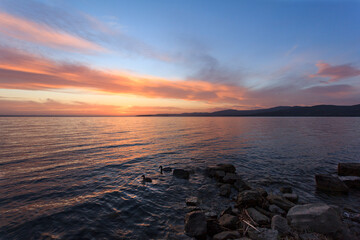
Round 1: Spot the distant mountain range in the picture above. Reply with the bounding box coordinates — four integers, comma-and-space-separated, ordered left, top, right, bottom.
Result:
138, 104, 360, 117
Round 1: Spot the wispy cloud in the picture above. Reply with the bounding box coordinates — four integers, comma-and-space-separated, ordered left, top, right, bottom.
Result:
310, 62, 360, 83
0, 12, 106, 53
0, 46, 246, 104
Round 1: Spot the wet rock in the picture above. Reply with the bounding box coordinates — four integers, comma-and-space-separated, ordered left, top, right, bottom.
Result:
341, 176, 360, 189
207, 219, 223, 237
206, 164, 236, 177
220, 206, 235, 216
217, 163, 236, 173
315, 174, 349, 193
269, 204, 285, 215
213, 230, 240, 240
267, 194, 295, 211
205, 211, 218, 219
246, 208, 270, 225
185, 206, 201, 213
218, 214, 238, 230
280, 186, 292, 193
234, 179, 251, 192
287, 203, 343, 234
255, 188, 268, 198
283, 193, 298, 203
219, 184, 232, 197
338, 163, 360, 177
215, 170, 226, 181
254, 206, 274, 218
222, 173, 241, 184
271, 215, 291, 236
237, 190, 262, 207
248, 227, 278, 240
173, 169, 190, 179
184, 211, 207, 237
299, 233, 327, 240
186, 196, 200, 206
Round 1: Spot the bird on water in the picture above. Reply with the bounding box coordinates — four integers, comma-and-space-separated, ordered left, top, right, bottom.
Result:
142, 175, 152, 182
159, 165, 172, 173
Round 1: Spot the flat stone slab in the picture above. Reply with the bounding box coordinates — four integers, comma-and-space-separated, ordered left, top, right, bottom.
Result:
338, 163, 360, 177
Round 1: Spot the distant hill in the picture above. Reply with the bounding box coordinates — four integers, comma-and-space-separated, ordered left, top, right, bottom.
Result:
138, 104, 360, 117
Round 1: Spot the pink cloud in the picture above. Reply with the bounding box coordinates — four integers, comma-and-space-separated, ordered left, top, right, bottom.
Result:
310, 62, 360, 83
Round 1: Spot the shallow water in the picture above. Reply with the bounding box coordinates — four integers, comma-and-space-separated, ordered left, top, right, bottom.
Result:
0, 117, 360, 239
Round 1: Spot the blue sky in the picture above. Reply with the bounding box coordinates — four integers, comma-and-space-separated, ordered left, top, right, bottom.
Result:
0, 0, 359, 115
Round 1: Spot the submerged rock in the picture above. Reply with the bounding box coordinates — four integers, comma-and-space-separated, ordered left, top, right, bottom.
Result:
287, 203, 342, 234
222, 173, 241, 184
185, 196, 200, 206
338, 163, 360, 177
234, 179, 251, 192
219, 184, 232, 197
271, 215, 291, 236
283, 193, 298, 203
218, 214, 238, 230
315, 174, 349, 193
280, 186, 292, 194
184, 211, 207, 237
213, 230, 240, 240
173, 169, 190, 179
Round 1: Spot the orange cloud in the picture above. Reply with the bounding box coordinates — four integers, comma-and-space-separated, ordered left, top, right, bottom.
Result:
0, 12, 105, 53
0, 47, 246, 104
310, 62, 360, 83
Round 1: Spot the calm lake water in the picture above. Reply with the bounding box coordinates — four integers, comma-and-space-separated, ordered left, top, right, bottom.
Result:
1, 117, 360, 239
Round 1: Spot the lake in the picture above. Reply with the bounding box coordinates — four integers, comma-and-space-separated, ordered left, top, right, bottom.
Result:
1, 117, 359, 239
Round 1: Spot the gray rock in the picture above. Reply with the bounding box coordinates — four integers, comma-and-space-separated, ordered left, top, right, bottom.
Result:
221, 206, 235, 216
338, 162, 360, 177
341, 176, 360, 189
269, 204, 285, 215
271, 215, 291, 236
254, 206, 275, 218
283, 193, 298, 203
237, 190, 263, 207
184, 211, 207, 237
173, 169, 190, 179
213, 230, 240, 240
315, 174, 349, 193
287, 203, 343, 234
246, 208, 270, 225
205, 211, 218, 219
280, 186, 292, 193
207, 219, 223, 237
219, 184, 232, 197
267, 194, 295, 211
185, 196, 199, 206
299, 233, 327, 240
248, 228, 278, 240
234, 179, 251, 192
218, 214, 238, 230
255, 188, 268, 198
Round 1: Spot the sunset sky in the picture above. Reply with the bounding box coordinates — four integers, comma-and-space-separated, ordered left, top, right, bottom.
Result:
0, 0, 359, 115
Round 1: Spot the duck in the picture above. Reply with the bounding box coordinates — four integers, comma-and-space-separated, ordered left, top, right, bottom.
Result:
159, 165, 172, 173
142, 175, 152, 182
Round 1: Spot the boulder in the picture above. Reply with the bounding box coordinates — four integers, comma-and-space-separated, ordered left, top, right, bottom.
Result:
185, 196, 199, 206
218, 214, 238, 230
248, 228, 278, 240
269, 204, 285, 215
205, 211, 218, 219
254, 206, 275, 218
283, 193, 298, 203
267, 194, 295, 211
215, 170, 226, 181
234, 179, 251, 192
207, 219, 223, 237
216, 163, 236, 173
287, 203, 343, 234
315, 174, 349, 193
213, 230, 240, 240
338, 163, 360, 177
280, 186, 292, 193
246, 208, 270, 225
206, 164, 236, 177
219, 184, 232, 197
341, 176, 360, 189
237, 190, 262, 207
271, 215, 291, 236
222, 173, 240, 184
173, 169, 190, 179
184, 211, 207, 237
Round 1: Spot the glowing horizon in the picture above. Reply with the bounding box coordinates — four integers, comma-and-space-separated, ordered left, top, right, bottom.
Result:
0, 0, 359, 115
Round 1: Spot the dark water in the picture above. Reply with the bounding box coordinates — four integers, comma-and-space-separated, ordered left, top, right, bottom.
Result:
1, 117, 360, 239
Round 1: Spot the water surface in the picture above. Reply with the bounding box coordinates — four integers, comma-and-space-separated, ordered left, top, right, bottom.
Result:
1, 117, 360, 239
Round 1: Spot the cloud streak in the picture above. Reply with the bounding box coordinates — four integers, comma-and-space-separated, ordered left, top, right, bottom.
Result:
0, 46, 246, 104
310, 62, 360, 83
0, 12, 105, 53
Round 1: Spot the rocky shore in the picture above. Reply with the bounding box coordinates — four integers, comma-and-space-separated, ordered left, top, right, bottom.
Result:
181, 163, 360, 240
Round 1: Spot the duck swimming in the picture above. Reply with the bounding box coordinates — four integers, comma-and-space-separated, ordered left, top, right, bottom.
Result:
159, 165, 172, 173
142, 175, 152, 182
